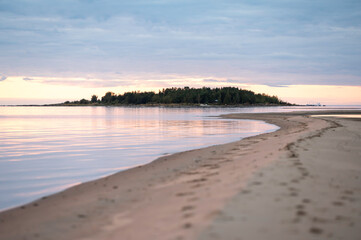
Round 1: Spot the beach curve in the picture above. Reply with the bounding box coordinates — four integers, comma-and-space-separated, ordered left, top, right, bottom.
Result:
0, 110, 360, 240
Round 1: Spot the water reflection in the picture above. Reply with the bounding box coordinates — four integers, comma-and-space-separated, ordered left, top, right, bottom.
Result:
0, 106, 290, 210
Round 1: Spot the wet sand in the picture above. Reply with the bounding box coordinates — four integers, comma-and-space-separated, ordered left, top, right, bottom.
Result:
0, 110, 360, 240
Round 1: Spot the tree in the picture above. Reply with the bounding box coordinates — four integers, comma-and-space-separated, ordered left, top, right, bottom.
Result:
79, 98, 89, 104
91, 95, 98, 103
223, 91, 231, 104
102, 92, 115, 104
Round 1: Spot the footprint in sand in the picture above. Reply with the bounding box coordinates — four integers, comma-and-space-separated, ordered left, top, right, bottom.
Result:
183, 213, 194, 219
296, 204, 307, 217
241, 189, 251, 194
290, 192, 298, 197
251, 181, 262, 186
332, 201, 344, 206
312, 217, 330, 224
187, 197, 198, 202
293, 161, 302, 166
190, 183, 203, 189
291, 179, 300, 183
182, 205, 195, 211
183, 222, 192, 229
182, 171, 201, 175
296, 209, 307, 217
201, 164, 220, 170
176, 192, 194, 197
340, 195, 355, 202
187, 178, 207, 184
344, 190, 353, 195
309, 227, 323, 235
204, 172, 219, 177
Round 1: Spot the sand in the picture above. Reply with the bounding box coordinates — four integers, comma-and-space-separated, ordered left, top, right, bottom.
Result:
0, 110, 360, 240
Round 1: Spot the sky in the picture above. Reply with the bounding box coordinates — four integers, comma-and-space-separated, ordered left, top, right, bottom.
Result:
0, 0, 361, 105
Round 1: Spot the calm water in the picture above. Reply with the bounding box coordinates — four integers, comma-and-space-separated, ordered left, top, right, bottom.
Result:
312, 114, 361, 118
0, 105, 357, 210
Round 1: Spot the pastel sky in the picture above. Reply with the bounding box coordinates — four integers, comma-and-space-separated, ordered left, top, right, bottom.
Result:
1, 0, 360, 105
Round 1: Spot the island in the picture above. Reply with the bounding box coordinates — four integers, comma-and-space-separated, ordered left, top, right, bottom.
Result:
57, 87, 292, 106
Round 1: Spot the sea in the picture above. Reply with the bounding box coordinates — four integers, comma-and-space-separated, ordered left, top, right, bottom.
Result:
0, 105, 359, 211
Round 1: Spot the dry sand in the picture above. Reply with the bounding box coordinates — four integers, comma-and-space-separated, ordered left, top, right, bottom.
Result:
0, 110, 360, 240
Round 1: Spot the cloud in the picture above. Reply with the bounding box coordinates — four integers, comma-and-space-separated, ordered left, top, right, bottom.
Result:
264, 83, 289, 88
23, 77, 33, 81
0, 75, 6, 81
0, 0, 360, 86
202, 79, 223, 83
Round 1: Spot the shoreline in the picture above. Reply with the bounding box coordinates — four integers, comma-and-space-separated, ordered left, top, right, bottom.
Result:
0, 110, 360, 239
2, 103, 294, 108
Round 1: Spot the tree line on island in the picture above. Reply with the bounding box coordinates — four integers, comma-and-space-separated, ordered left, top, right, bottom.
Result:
63, 87, 291, 106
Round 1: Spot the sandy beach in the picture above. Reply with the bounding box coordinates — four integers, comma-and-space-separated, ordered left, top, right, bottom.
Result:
0, 110, 360, 240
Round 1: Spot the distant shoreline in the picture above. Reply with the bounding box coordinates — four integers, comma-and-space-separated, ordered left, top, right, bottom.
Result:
2, 103, 296, 107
